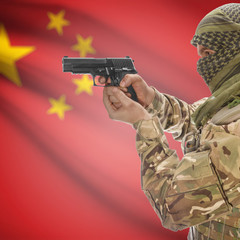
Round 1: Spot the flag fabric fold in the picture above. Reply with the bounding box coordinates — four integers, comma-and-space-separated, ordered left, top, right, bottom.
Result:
0, 0, 231, 239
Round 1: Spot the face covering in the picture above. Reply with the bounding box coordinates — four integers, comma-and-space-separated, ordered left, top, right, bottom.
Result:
196, 31, 240, 92
190, 3, 240, 127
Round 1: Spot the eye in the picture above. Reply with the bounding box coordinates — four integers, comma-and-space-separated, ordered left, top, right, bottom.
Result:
204, 49, 215, 56
197, 45, 216, 58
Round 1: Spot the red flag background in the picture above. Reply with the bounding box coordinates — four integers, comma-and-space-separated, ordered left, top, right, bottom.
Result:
0, 0, 235, 239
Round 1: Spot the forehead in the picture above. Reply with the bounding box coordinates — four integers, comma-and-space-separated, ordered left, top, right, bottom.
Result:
195, 9, 231, 36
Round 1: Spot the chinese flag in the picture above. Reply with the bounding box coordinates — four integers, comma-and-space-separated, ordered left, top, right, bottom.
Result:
0, 0, 231, 239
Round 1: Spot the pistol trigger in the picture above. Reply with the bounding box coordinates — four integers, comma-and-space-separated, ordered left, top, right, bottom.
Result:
109, 75, 115, 86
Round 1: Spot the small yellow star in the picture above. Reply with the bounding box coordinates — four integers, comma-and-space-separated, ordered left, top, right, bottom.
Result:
73, 75, 93, 95
72, 34, 96, 57
47, 95, 72, 120
47, 10, 70, 35
0, 23, 35, 86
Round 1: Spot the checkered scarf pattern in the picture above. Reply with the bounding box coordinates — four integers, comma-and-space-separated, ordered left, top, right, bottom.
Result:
191, 3, 240, 93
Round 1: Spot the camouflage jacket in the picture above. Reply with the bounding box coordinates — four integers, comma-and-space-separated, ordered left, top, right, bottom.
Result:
133, 89, 240, 240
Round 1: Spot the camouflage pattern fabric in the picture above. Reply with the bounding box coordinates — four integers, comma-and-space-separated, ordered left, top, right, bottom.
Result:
133, 88, 240, 239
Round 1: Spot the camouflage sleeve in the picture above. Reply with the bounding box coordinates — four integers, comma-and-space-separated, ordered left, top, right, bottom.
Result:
134, 117, 237, 231
146, 88, 206, 141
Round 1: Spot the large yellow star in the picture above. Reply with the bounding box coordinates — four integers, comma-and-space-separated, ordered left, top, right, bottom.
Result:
72, 34, 96, 57
0, 23, 35, 86
73, 75, 93, 95
47, 95, 72, 120
47, 10, 70, 35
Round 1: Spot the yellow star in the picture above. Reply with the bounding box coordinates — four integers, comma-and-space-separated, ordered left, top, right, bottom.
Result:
0, 23, 35, 86
72, 34, 96, 57
47, 10, 70, 35
47, 95, 72, 120
73, 75, 93, 95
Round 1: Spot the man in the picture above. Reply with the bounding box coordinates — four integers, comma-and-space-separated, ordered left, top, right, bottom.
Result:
101, 3, 240, 239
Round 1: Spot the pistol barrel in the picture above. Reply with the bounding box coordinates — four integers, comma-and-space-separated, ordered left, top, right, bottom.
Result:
62, 56, 108, 72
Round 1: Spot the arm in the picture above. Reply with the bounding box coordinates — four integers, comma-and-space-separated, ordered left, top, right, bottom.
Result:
146, 88, 207, 141
105, 73, 206, 141
102, 87, 239, 231
135, 116, 240, 231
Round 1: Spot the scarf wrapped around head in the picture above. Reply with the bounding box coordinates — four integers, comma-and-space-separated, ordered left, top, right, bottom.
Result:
191, 3, 240, 127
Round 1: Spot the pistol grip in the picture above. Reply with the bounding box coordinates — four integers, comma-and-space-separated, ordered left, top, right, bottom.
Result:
127, 85, 138, 102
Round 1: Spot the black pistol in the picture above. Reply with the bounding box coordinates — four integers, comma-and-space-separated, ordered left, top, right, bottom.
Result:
62, 56, 138, 102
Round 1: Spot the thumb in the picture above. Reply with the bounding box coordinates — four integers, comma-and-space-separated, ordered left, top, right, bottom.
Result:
120, 74, 138, 87
112, 87, 131, 106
